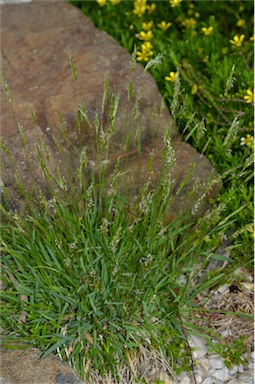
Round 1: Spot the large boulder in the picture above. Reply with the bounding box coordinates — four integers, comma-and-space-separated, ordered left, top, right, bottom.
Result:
0, 0, 221, 217
0, 347, 83, 384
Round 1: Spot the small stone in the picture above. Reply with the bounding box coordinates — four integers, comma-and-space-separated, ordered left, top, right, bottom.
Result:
221, 330, 230, 338
158, 372, 173, 384
208, 354, 225, 369
188, 335, 208, 359
217, 284, 229, 294
241, 282, 254, 291
238, 364, 244, 373
199, 358, 211, 373
212, 366, 230, 381
201, 378, 213, 384
195, 373, 203, 384
179, 376, 191, 384
229, 365, 238, 375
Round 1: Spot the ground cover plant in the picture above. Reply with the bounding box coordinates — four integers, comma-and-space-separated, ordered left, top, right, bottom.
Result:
1, 1, 254, 383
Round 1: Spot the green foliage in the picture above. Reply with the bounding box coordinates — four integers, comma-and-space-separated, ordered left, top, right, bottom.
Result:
70, 0, 254, 266
209, 336, 249, 369
0, 155, 230, 379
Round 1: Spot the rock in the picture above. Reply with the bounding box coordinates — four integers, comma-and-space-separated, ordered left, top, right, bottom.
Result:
179, 376, 191, 384
212, 366, 230, 381
227, 367, 255, 384
0, 0, 32, 3
0, 347, 83, 384
237, 364, 244, 373
208, 354, 225, 370
188, 335, 208, 359
0, 0, 221, 217
201, 378, 213, 384
230, 366, 239, 376
199, 358, 212, 374
158, 372, 174, 383
194, 374, 203, 384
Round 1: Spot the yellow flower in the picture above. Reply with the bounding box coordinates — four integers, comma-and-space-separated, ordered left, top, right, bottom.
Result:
141, 41, 153, 52
138, 30, 153, 41
246, 223, 254, 237
182, 18, 196, 28
236, 19, 245, 27
250, 35, 254, 41
191, 84, 198, 95
142, 21, 153, 31
240, 134, 254, 148
136, 42, 154, 62
169, 0, 182, 7
230, 34, 245, 47
243, 89, 254, 103
133, 0, 147, 17
165, 71, 178, 82
96, 0, 107, 6
157, 21, 172, 31
136, 50, 150, 62
147, 3, 156, 13
201, 26, 213, 36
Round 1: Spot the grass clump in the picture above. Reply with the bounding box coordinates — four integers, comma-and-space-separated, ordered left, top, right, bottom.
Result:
0, 162, 237, 382
1, 76, 247, 382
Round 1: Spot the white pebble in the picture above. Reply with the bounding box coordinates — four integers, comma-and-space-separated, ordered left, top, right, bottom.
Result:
188, 335, 208, 358
195, 373, 203, 384
179, 376, 191, 384
217, 284, 229, 294
212, 366, 230, 381
158, 372, 173, 384
229, 365, 238, 375
221, 330, 230, 338
202, 378, 213, 384
199, 358, 212, 373
208, 355, 225, 369
238, 364, 244, 373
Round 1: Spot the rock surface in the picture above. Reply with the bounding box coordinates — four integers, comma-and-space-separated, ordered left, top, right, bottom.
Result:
1, 0, 221, 216
0, 347, 83, 384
